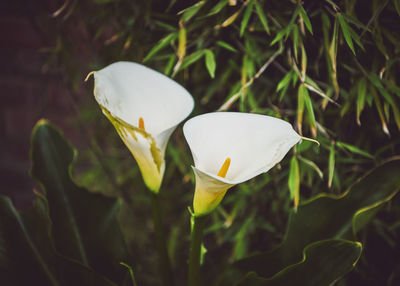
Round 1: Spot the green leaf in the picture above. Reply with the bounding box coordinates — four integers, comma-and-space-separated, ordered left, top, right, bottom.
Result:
341, 13, 370, 32
297, 84, 305, 134
302, 84, 316, 132
276, 70, 293, 92
299, 5, 313, 34
328, 142, 335, 188
368, 73, 400, 130
180, 49, 206, 70
394, 0, 400, 16
30, 120, 131, 285
338, 13, 356, 55
237, 240, 362, 286
288, 156, 300, 208
298, 156, 323, 179
143, 33, 177, 62
120, 262, 138, 286
0, 195, 118, 286
356, 78, 367, 125
204, 49, 216, 78
348, 24, 365, 50
206, 0, 229, 17
270, 28, 289, 46
179, 1, 206, 22
154, 20, 176, 32
270, 8, 299, 45
292, 25, 299, 61
219, 159, 400, 284
164, 54, 176, 76
240, 0, 254, 37
216, 40, 238, 53
336, 141, 374, 159
254, 0, 270, 34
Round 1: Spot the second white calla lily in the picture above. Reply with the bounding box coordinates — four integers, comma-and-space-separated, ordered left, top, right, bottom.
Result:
183, 112, 301, 216
91, 61, 194, 193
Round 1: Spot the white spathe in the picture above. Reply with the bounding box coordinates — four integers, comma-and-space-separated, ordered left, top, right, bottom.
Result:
183, 112, 301, 215
92, 61, 194, 193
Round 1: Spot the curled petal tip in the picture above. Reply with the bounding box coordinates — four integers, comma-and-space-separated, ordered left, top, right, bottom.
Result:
301, 136, 320, 147
85, 71, 95, 82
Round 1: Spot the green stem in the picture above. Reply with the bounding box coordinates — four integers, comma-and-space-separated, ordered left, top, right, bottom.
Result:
150, 192, 174, 286
188, 215, 207, 286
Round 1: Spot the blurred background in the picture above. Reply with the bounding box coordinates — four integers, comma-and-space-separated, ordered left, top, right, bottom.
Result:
1, 0, 400, 285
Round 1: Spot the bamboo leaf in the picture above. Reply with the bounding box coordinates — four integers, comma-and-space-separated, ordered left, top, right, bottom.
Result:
292, 25, 299, 61
328, 142, 335, 188
271, 7, 299, 45
341, 13, 371, 32
216, 40, 238, 53
276, 70, 293, 92
303, 86, 316, 133
221, 9, 242, 27
348, 25, 365, 50
144, 33, 177, 62
288, 156, 300, 209
164, 55, 176, 76
299, 5, 313, 34
206, 0, 229, 17
394, 0, 400, 16
177, 24, 187, 60
368, 73, 400, 130
179, 1, 206, 22
336, 141, 374, 159
298, 156, 323, 179
338, 13, 356, 55
356, 78, 367, 125
180, 49, 206, 70
301, 44, 307, 80
254, 0, 270, 34
370, 85, 390, 136
270, 28, 288, 46
204, 49, 216, 78
154, 20, 176, 31
240, 0, 254, 36
297, 84, 306, 135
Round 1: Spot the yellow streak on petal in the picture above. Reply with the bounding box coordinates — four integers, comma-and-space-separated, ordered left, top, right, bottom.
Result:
138, 117, 145, 130
217, 157, 231, 178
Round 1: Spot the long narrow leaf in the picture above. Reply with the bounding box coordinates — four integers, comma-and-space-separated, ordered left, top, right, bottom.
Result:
336, 141, 374, 159
338, 13, 355, 55
240, 0, 254, 36
288, 156, 300, 209
144, 33, 177, 62
204, 49, 216, 78
254, 0, 270, 34
328, 142, 335, 188
299, 5, 313, 34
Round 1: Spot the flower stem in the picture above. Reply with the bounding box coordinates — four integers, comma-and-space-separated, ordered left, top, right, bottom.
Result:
150, 192, 174, 286
188, 215, 207, 286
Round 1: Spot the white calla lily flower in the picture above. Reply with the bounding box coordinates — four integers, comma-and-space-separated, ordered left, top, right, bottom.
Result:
183, 112, 301, 216
91, 61, 194, 193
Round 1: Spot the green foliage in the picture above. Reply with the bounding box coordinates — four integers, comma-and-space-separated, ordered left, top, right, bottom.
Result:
0, 196, 118, 286
30, 120, 131, 285
237, 240, 362, 286
0, 121, 133, 286
217, 159, 400, 285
